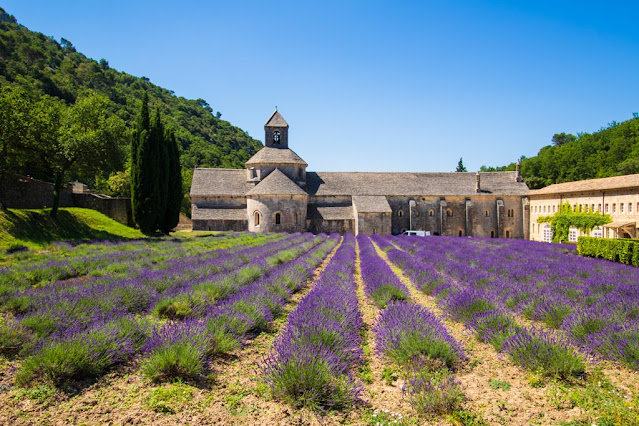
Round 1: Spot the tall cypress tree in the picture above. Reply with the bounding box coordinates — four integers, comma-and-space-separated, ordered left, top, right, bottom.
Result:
153, 108, 168, 232
160, 128, 183, 233
131, 93, 149, 225
135, 106, 162, 233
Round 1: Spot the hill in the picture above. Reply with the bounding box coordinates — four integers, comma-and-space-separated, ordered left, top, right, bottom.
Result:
0, 208, 145, 251
0, 7, 262, 210
481, 116, 639, 189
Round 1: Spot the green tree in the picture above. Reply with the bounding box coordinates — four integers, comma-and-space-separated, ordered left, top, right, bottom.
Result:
537, 203, 611, 243
160, 128, 183, 233
30, 94, 127, 217
0, 86, 32, 209
455, 157, 467, 172
131, 93, 149, 225
551, 132, 577, 146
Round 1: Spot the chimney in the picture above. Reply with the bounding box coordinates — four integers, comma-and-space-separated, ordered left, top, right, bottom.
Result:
515, 160, 523, 182
475, 172, 481, 193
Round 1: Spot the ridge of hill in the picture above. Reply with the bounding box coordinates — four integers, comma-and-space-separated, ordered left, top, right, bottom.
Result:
0, 7, 262, 205
481, 116, 639, 189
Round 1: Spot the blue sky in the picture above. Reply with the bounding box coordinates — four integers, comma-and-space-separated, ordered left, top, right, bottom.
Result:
4, 1, 639, 172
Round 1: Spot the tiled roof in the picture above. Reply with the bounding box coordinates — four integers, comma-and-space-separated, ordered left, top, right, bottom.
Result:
265, 110, 288, 127
307, 205, 354, 220
530, 174, 639, 196
190, 169, 251, 197
352, 196, 392, 213
245, 147, 307, 166
246, 169, 308, 196
191, 205, 247, 221
305, 171, 529, 196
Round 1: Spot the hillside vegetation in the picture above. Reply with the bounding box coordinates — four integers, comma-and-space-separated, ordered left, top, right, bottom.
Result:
0, 208, 144, 251
0, 7, 262, 206
481, 116, 639, 189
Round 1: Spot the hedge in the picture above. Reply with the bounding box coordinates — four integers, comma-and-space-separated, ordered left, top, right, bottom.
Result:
577, 236, 639, 267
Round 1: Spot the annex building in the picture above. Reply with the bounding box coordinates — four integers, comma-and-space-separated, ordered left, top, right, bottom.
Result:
190, 111, 531, 236
530, 174, 639, 242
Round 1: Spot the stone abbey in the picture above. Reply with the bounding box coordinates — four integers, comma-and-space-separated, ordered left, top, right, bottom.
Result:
191, 111, 531, 237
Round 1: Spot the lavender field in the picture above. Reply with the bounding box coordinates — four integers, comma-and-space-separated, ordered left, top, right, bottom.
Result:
0, 232, 638, 425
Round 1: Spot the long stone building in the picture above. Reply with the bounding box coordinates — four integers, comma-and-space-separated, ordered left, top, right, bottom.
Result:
529, 174, 639, 242
191, 111, 531, 236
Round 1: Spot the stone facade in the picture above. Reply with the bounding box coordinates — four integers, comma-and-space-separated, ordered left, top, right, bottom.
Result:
191, 111, 531, 237
529, 175, 639, 242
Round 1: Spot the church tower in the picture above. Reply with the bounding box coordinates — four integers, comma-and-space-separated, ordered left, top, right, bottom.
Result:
264, 110, 289, 148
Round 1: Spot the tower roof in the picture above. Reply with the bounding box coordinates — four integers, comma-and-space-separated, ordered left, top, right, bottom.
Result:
246, 168, 307, 196
265, 110, 288, 127
245, 147, 307, 166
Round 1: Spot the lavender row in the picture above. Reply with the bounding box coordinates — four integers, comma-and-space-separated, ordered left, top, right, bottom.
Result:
261, 234, 364, 410
359, 234, 466, 417
357, 234, 409, 308
0, 233, 316, 357
385, 236, 586, 377
394, 235, 639, 369
14, 235, 339, 386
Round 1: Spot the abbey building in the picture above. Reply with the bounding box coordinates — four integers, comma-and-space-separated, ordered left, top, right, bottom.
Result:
190, 111, 531, 237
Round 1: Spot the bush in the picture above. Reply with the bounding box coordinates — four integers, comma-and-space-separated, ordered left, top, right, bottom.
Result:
406, 370, 465, 417
578, 236, 639, 267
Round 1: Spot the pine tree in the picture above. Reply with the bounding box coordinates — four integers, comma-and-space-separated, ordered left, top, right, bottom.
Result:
160, 128, 183, 233
456, 157, 467, 172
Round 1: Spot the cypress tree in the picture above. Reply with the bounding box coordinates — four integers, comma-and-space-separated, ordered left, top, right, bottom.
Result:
160, 128, 183, 233
135, 107, 162, 233
131, 93, 149, 225
153, 108, 169, 232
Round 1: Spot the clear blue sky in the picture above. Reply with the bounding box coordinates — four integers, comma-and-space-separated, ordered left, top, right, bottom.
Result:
4, 1, 639, 172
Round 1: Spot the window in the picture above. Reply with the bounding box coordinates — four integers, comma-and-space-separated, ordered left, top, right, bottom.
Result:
506, 230, 511, 238
579, 204, 582, 212
254, 211, 261, 226
446, 208, 453, 217
398, 210, 403, 217
593, 226, 603, 238
598, 203, 601, 212
543, 224, 553, 243
275, 213, 281, 225
372, 227, 377, 234
296, 211, 301, 225
508, 209, 514, 218
543, 206, 546, 213
591, 204, 595, 212
429, 209, 434, 217
273, 131, 280, 144
249, 167, 256, 179
569, 227, 578, 242
458, 230, 463, 237
485, 210, 490, 217
552, 205, 556, 213
605, 204, 609, 213
621, 203, 625, 213
490, 230, 495, 238
612, 203, 616, 213
630, 203, 633, 213
574, 204, 577, 212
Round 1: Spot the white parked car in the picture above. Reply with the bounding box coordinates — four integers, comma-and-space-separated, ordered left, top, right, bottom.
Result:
401, 230, 430, 236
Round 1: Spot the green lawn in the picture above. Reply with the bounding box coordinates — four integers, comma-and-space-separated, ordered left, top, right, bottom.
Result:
0, 208, 145, 251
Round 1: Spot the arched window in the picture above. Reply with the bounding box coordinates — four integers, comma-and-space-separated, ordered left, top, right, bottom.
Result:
429, 209, 434, 217
543, 224, 553, 243
490, 230, 495, 238
254, 211, 261, 226
569, 226, 578, 242
446, 208, 453, 217
275, 212, 281, 225
506, 230, 511, 238
458, 230, 463, 237
485, 210, 490, 217
296, 211, 301, 225
398, 210, 403, 217
372, 227, 377, 234
273, 131, 280, 144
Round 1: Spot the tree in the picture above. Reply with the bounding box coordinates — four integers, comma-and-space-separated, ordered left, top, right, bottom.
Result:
551, 132, 577, 146
131, 93, 149, 225
0, 86, 32, 209
455, 157, 467, 172
537, 203, 611, 243
159, 128, 183, 233
28, 93, 127, 217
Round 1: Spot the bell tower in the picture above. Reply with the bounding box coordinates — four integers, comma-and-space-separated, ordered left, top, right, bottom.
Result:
264, 110, 289, 148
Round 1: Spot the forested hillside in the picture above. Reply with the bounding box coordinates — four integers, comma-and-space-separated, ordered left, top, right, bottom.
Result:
481, 116, 639, 189
0, 7, 262, 207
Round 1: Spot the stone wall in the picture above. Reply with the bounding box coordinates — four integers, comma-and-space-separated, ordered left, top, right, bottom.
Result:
192, 219, 247, 232
307, 219, 354, 234
72, 193, 133, 226
3, 175, 74, 209
247, 194, 307, 233
356, 212, 391, 235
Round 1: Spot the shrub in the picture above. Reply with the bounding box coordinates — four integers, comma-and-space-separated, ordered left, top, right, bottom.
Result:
0, 317, 33, 357
406, 370, 465, 417
471, 310, 521, 351
502, 329, 585, 378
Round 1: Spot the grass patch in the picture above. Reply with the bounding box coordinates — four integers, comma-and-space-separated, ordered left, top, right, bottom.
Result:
0, 208, 144, 251
146, 381, 194, 414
